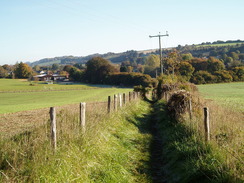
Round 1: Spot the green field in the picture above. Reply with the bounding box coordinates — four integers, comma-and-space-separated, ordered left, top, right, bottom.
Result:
0, 79, 98, 92
196, 42, 243, 47
197, 82, 244, 111
0, 79, 132, 114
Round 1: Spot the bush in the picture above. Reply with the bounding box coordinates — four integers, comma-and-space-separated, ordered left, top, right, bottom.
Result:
105, 72, 155, 87
229, 66, 244, 81
191, 71, 217, 84
214, 70, 233, 83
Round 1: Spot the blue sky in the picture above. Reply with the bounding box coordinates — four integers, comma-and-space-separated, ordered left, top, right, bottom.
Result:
0, 0, 243, 65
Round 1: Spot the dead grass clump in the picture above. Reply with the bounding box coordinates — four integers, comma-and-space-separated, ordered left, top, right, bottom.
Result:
167, 90, 191, 121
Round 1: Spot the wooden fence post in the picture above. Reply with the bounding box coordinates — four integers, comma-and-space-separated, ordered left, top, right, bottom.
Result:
133, 92, 135, 100
80, 103, 86, 130
188, 98, 192, 120
108, 96, 111, 113
165, 92, 168, 102
123, 93, 126, 105
204, 107, 210, 142
114, 94, 118, 111
119, 94, 122, 108
129, 92, 132, 102
50, 107, 57, 150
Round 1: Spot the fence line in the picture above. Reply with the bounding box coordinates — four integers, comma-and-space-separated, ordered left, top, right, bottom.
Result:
46, 91, 140, 150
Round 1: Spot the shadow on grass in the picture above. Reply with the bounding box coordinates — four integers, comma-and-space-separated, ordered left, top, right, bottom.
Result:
126, 102, 167, 183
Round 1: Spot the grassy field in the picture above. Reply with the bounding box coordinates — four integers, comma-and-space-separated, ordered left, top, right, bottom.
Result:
196, 42, 244, 47
0, 79, 132, 114
0, 79, 98, 92
197, 82, 244, 111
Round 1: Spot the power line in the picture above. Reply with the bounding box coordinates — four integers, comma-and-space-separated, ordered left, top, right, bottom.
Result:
149, 31, 169, 75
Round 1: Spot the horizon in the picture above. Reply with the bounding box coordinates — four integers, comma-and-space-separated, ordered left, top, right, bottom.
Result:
1, 0, 244, 65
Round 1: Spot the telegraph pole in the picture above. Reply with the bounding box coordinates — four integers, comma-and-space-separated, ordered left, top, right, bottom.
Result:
149, 31, 169, 75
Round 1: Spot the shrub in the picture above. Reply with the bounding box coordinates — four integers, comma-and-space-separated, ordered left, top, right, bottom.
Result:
105, 72, 155, 87
214, 70, 233, 83
191, 71, 217, 84
229, 66, 244, 81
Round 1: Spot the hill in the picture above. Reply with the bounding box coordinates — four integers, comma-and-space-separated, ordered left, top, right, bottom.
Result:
28, 40, 244, 66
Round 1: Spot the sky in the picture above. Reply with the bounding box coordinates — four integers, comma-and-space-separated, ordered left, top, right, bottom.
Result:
0, 0, 244, 65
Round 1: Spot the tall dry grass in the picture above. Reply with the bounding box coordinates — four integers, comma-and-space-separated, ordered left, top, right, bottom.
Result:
182, 92, 244, 180
0, 93, 152, 182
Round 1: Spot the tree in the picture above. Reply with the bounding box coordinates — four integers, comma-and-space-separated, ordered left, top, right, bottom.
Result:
207, 57, 225, 73
182, 53, 193, 61
63, 65, 73, 73
145, 54, 160, 67
33, 65, 40, 72
84, 57, 116, 84
164, 51, 181, 76
230, 52, 239, 61
178, 61, 195, 81
0, 66, 8, 78
14, 62, 33, 78
191, 71, 216, 84
214, 70, 233, 82
51, 63, 59, 71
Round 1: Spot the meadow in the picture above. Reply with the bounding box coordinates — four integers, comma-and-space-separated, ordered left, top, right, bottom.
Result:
196, 42, 243, 47
197, 82, 244, 111
0, 79, 132, 114
0, 79, 97, 92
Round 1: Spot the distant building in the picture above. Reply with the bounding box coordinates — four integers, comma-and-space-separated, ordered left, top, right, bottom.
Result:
33, 74, 68, 81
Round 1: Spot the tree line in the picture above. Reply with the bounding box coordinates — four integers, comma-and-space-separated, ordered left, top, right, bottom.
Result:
1, 40, 243, 86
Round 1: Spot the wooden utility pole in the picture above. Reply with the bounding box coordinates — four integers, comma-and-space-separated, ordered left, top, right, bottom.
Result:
149, 31, 169, 75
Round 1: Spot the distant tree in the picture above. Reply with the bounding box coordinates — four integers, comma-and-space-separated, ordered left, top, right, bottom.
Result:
120, 65, 127, 72
177, 61, 195, 81
127, 66, 133, 73
33, 65, 41, 72
164, 51, 181, 76
182, 53, 193, 61
14, 62, 33, 78
0, 66, 8, 78
209, 50, 218, 56
145, 54, 160, 67
51, 63, 59, 70
84, 57, 116, 84
191, 71, 216, 84
63, 65, 73, 73
230, 66, 244, 81
214, 70, 233, 82
225, 57, 234, 65
230, 52, 239, 61
69, 67, 83, 81
2, 64, 13, 71
137, 64, 144, 73
207, 57, 225, 73
190, 58, 208, 72
144, 65, 157, 78
74, 63, 85, 70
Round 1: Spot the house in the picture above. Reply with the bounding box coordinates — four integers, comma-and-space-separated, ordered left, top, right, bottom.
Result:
33, 74, 68, 82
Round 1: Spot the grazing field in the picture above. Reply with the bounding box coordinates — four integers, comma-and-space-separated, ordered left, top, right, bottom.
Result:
0, 79, 132, 114
0, 79, 97, 92
196, 42, 244, 47
197, 82, 244, 111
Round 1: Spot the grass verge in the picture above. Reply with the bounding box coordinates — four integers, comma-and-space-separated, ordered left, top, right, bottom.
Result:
153, 100, 243, 183
0, 101, 152, 182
